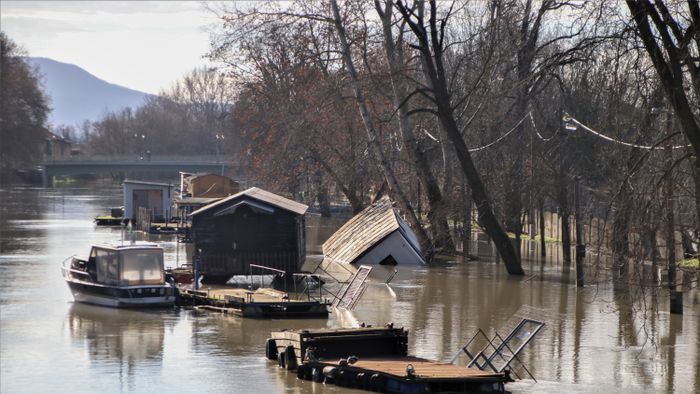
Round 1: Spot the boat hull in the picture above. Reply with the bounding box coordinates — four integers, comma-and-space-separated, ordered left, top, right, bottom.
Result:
66, 280, 174, 308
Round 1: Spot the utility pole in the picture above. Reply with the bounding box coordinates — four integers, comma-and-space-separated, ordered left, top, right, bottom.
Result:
574, 176, 585, 287
664, 110, 682, 314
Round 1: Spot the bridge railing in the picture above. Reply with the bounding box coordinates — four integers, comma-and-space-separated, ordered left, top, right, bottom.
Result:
42, 155, 232, 164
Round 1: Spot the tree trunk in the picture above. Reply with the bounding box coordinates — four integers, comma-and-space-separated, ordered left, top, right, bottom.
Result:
539, 197, 546, 258
316, 185, 332, 218
463, 181, 472, 257
611, 187, 631, 275
435, 96, 523, 273
558, 177, 572, 263
695, 158, 700, 250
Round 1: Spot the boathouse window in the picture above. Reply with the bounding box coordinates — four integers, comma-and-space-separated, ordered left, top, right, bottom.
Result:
119, 249, 164, 285
95, 248, 119, 285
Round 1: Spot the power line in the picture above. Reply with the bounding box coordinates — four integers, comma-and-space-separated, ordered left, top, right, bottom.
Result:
468, 114, 527, 152
564, 113, 691, 150
528, 111, 556, 142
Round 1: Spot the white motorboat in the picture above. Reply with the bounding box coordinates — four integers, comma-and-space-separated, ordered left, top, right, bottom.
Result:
61, 242, 175, 308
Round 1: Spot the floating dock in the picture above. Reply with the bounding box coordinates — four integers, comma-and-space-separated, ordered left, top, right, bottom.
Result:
266, 327, 510, 393
178, 287, 329, 318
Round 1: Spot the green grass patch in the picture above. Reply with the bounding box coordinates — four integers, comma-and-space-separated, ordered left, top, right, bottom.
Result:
504, 232, 560, 244
534, 234, 561, 244
678, 258, 699, 269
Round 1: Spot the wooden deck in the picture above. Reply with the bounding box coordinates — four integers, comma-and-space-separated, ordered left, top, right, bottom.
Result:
177, 286, 329, 318
320, 356, 503, 380
207, 287, 290, 303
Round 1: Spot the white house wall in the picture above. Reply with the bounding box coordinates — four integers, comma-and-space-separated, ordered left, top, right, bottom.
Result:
355, 231, 425, 266
397, 216, 422, 253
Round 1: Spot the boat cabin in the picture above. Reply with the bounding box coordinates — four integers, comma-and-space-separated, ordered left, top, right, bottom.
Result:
81, 243, 165, 286
189, 187, 308, 283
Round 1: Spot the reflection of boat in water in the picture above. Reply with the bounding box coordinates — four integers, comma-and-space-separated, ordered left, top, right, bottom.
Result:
61, 242, 175, 307
66, 303, 165, 365
166, 263, 193, 284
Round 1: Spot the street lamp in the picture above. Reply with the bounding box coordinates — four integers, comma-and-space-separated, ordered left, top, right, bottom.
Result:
561, 114, 578, 133
133, 133, 146, 158
215, 134, 225, 162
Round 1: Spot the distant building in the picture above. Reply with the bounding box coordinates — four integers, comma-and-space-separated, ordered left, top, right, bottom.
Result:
42, 130, 74, 160
322, 196, 426, 267
189, 187, 308, 284
175, 173, 240, 219
184, 173, 240, 198
123, 180, 174, 221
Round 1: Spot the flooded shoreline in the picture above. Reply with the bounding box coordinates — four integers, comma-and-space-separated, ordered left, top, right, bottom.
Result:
1, 183, 698, 393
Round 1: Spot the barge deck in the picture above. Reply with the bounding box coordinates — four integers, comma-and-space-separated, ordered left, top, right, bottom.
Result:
266, 327, 510, 393
178, 287, 330, 318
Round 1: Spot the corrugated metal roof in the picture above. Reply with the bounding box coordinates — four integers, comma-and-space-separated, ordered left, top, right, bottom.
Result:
189, 187, 308, 216
321, 196, 400, 265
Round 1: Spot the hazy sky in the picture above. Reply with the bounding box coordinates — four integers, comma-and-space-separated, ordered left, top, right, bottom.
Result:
1, 1, 219, 94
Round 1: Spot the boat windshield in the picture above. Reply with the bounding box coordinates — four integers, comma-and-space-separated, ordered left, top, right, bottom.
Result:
119, 249, 164, 285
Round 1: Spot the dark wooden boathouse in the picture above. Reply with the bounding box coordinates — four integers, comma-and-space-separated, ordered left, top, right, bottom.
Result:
189, 187, 308, 284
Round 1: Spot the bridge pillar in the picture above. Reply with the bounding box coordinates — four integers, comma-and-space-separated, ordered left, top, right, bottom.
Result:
41, 166, 52, 188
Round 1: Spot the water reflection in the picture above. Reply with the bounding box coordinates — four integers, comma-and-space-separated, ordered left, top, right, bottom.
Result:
66, 304, 165, 372
352, 262, 699, 392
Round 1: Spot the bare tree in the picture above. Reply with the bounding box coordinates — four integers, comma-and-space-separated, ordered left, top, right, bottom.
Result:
393, 0, 524, 275
375, 0, 454, 252
625, 0, 700, 245
330, 0, 433, 251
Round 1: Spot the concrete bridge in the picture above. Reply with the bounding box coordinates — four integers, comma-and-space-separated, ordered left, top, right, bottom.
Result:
41, 155, 239, 187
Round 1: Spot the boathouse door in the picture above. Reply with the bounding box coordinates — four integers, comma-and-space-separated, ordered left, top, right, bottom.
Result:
133, 189, 163, 217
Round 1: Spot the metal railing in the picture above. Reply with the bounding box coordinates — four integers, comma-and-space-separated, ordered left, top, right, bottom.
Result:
450, 318, 545, 381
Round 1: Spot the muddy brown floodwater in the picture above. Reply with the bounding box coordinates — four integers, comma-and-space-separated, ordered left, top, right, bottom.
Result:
1, 183, 698, 393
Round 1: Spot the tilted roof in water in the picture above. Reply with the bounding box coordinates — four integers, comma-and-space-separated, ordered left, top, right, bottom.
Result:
322, 196, 422, 265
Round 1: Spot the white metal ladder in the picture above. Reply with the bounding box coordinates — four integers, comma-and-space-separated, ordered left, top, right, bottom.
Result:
333, 265, 372, 310
451, 318, 545, 381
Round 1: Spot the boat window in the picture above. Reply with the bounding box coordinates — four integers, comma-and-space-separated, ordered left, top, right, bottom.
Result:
95, 248, 119, 285
119, 249, 164, 285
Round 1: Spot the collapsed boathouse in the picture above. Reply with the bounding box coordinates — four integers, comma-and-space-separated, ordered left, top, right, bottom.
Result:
189, 187, 308, 284
322, 196, 426, 268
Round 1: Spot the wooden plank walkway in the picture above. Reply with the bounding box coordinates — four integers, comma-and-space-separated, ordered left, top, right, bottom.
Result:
321, 356, 502, 380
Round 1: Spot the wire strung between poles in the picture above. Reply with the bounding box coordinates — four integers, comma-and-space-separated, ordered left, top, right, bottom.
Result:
563, 113, 691, 150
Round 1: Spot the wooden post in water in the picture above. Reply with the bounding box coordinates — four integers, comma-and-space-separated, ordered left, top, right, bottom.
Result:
574, 177, 585, 287
539, 199, 546, 258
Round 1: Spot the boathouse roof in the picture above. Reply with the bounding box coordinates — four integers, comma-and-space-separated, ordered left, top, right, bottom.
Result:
174, 197, 221, 206
189, 187, 308, 217
94, 242, 161, 250
123, 179, 173, 188
322, 196, 424, 265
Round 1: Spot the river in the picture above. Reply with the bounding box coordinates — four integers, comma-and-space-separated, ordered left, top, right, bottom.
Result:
0, 183, 698, 393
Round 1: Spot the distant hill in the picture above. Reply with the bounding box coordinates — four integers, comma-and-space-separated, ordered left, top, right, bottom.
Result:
25, 57, 151, 127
